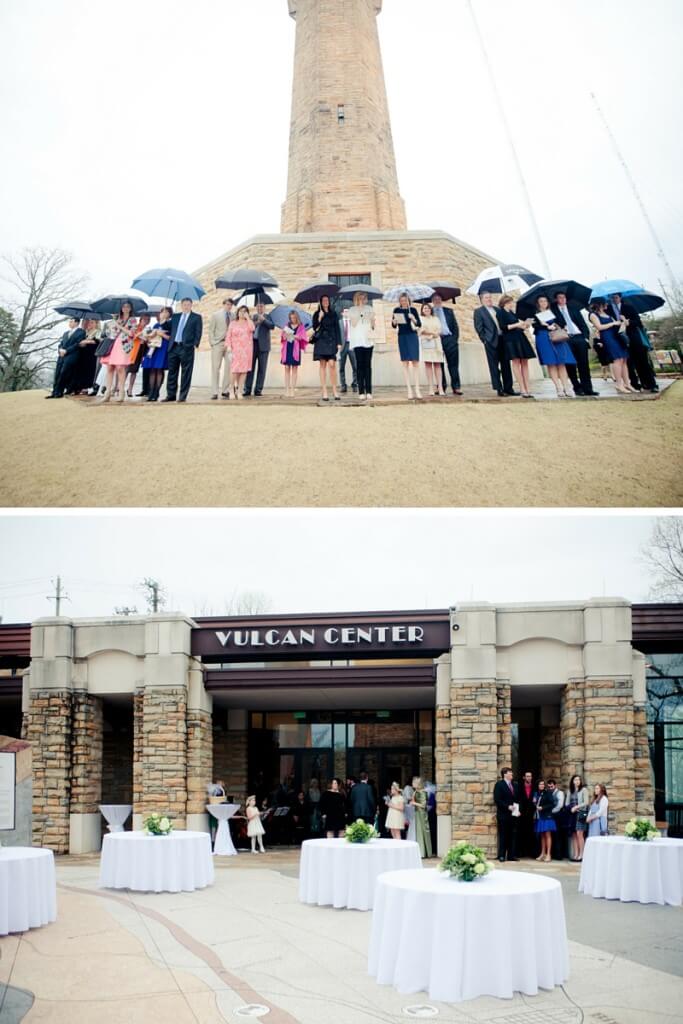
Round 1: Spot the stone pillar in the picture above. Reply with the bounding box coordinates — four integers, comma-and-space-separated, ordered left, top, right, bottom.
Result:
434, 655, 451, 857
69, 691, 103, 853
186, 662, 213, 833
561, 679, 585, 781
632, 650, 655, 819
212, 710, 249, 805
496, 684, 512, 770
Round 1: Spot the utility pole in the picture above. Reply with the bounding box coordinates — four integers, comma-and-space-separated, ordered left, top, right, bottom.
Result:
47, 575, 69, 616
140, 577, 165, 614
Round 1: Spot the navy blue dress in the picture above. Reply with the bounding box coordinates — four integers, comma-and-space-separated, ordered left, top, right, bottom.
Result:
393, 307, 421, 361
142, 321, 170, 370
596, 313, 628, 362
533, 316, 577, 367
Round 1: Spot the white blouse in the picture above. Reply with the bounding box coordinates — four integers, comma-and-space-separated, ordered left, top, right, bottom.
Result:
348, 305, 374, 349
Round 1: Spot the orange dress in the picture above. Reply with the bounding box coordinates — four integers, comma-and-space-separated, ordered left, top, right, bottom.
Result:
226, 319, 255, 374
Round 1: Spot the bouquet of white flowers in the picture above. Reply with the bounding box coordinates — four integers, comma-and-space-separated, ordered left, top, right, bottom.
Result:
345, 819, 379, 844
439, 840, 494, 882
143, 813, 172, 836
624, 818, 658, 842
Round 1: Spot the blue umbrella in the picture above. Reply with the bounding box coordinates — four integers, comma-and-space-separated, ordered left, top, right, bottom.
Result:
269, 305, 313, 329
132, 267, 206, 302
590, 279, 664, 313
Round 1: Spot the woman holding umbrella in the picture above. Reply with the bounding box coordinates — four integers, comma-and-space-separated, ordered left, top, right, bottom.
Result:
311, 295, 342, 401
531, 296, 576, 398
588, 300, 633, 394
391, 293, 422, 400
226, 306, 256, 401
98, 301, 138, 403
280, 310, 309, 397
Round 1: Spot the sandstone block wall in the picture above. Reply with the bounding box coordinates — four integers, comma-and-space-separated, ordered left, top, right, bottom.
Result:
23, 690, 72, 852
135, 687, 188, 827
187, 708, 213, 818
70, 692, 103, 815
213, 728, 248, 805
449, 681, 498, 855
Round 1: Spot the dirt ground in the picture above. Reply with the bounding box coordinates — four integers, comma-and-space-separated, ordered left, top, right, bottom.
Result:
1, 384, 681, 507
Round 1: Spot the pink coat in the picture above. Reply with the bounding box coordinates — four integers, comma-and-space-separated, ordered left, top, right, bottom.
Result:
280, 323, 309, 364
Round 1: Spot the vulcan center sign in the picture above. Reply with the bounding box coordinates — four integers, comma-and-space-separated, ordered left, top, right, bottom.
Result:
215, 624, 426, 649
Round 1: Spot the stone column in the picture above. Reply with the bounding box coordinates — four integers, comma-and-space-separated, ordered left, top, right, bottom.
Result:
632, 650, 655, 819
69, 691, 103, 853
496, 684, 512, 770
560, 679, 585, 781
434, 655, 451, 857
186, 661, 213, 833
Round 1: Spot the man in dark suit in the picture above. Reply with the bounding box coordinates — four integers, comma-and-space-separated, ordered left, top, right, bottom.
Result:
348, 771, 377, 824
433, 294, 463, 395
493, 767, 520, 862
518, 770, 536, 858
609, 292, 658, 392
46, 318, 86, 398
244, 303, 275, 397
164, 297, 203, 402
551, 291, 598, 397
473, 293, 514, 396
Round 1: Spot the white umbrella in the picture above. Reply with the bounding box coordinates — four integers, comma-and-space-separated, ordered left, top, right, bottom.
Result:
382, 283, 434, 303
466, 264, 543, 296
232, 288, 287, 307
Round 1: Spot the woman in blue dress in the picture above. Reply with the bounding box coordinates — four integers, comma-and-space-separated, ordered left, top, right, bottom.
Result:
141, 305, 172, 402
588, 301, 633, 394
532, 296, 576, 398
534, 780, 556, 862
391, 292, 422, 400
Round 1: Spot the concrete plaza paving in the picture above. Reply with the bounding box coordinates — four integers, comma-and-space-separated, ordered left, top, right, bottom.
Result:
1, 851, 681, 1024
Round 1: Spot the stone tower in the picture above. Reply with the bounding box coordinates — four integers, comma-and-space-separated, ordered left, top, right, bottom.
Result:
281, 0, 407, 233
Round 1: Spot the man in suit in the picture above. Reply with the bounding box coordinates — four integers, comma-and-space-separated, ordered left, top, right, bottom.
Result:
244, 303, 275, 397
209, 298, 234, 399
163, 297, 203, 402
433, 294, 463, 395
348, 771, 377, 825
493, 767, 520, 862
518, 770, 536, 858
609, 292, 658, 392
46, 318, 86, 398
473, 293, 515, 396
551, 291, 598, 397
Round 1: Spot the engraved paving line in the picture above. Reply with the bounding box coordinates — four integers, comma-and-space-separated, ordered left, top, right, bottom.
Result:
58, 883, 301, 1024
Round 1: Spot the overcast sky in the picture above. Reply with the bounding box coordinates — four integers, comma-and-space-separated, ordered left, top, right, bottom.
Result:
1, 0, 681, 302
0, 512, 669, 623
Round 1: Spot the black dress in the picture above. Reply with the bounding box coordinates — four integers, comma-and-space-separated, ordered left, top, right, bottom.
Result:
312, 309, 342, 361
499, 308, 536, 360
320, 789, 346, 832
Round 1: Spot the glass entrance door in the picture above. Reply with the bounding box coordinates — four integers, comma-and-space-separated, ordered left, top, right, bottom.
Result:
347, 748, 418, 796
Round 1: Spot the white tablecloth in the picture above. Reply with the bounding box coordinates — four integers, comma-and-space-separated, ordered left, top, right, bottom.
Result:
99, 804, 132, 832
99, 831, 214, 892
207, 803, 240, 856
299, 838, 423, 910
579, 835, 683, 906
0, 847, 57, 935
369, 868, 569, 1002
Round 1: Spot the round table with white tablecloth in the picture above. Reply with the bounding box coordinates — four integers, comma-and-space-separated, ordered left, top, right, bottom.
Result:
99, 831, 214, 893
206, 803, 240, 856
0, 847, 57, 935
299, 838, 423, 911
369, 868, 569, 1003
99, 804, 132, 833
579, 835, 683, 906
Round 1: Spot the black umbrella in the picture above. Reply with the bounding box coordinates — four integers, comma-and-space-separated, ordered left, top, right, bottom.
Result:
53, 301, 107, 321
617, 290, 665, 314
516, 278, 592, 318
91, 294, 149, 316
294, 281, 340, 304
215, 268, 279, 291
428, 282, 462, 302
337, 284, 384, 300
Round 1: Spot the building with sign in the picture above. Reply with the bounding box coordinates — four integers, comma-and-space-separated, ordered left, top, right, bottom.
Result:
1, 600, 681, 856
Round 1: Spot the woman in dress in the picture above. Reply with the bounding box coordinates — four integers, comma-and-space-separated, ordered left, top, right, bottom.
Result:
410, 776, 432, 858
534, 780, 556, 862
498, 295, 536, 398
567, 774, 590, 861
403, 781, 416, 842
312, 295, 342, 401
75, 318, 100, 395
348, 291, 376, 401
588, 301, 632, 394
385, 781, 405, 840
98, 301, 138, 403
246, 794, 266, 853
126, 314, 150, 398
391, 293, 422, 400
418, 302, 444, 396
141, 306, 173, 402
280, 310, 309, 397
320, 777, 346, 838
586, 783, 609, 838
226, 305, 255, 400
532, 296, 576, 398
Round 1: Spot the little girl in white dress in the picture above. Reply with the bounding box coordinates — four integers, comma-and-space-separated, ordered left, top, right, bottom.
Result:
246, 795, 266, 853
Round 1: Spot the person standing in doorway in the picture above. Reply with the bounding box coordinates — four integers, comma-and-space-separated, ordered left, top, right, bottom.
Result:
493, 767, 520, 862
518, 770, 536, 857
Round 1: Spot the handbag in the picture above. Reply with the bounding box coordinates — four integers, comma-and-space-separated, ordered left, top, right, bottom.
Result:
551, 327, 570, 342
95, 337, 114, 358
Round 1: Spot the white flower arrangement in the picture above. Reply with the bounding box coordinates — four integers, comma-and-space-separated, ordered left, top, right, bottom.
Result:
439, 840, 494, 882
143, 813, 172, 836
624, 818, 658, 842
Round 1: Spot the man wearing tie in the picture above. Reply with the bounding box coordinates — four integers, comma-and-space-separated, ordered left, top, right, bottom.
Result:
164, 297, 203, 403
433, 294, 463, 395
473, 292, 515, 396
244, 303, 275, 397
551, 291, 598, 397
209, 298, 234, 399
493, 767, 520, 862
47, 318, 86, 398
609, 292, 658, 392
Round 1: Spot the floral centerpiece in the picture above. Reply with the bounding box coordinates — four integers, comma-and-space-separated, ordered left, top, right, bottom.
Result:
345, 818, 379, 843
439, 840, 494, 882
143, 813, 172, 837
624, 818, 658, 842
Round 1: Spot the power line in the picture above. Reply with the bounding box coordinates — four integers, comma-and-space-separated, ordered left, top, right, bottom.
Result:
47, 575, 70, 617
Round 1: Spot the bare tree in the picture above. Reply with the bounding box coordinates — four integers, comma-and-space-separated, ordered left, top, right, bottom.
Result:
0, 247, 88, 391
139, 578, 167, 613
224, 589, 273, 615
643, 518, 683, 600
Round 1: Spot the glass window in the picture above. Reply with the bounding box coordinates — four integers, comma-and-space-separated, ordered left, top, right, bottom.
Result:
646, 652, 683, 829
